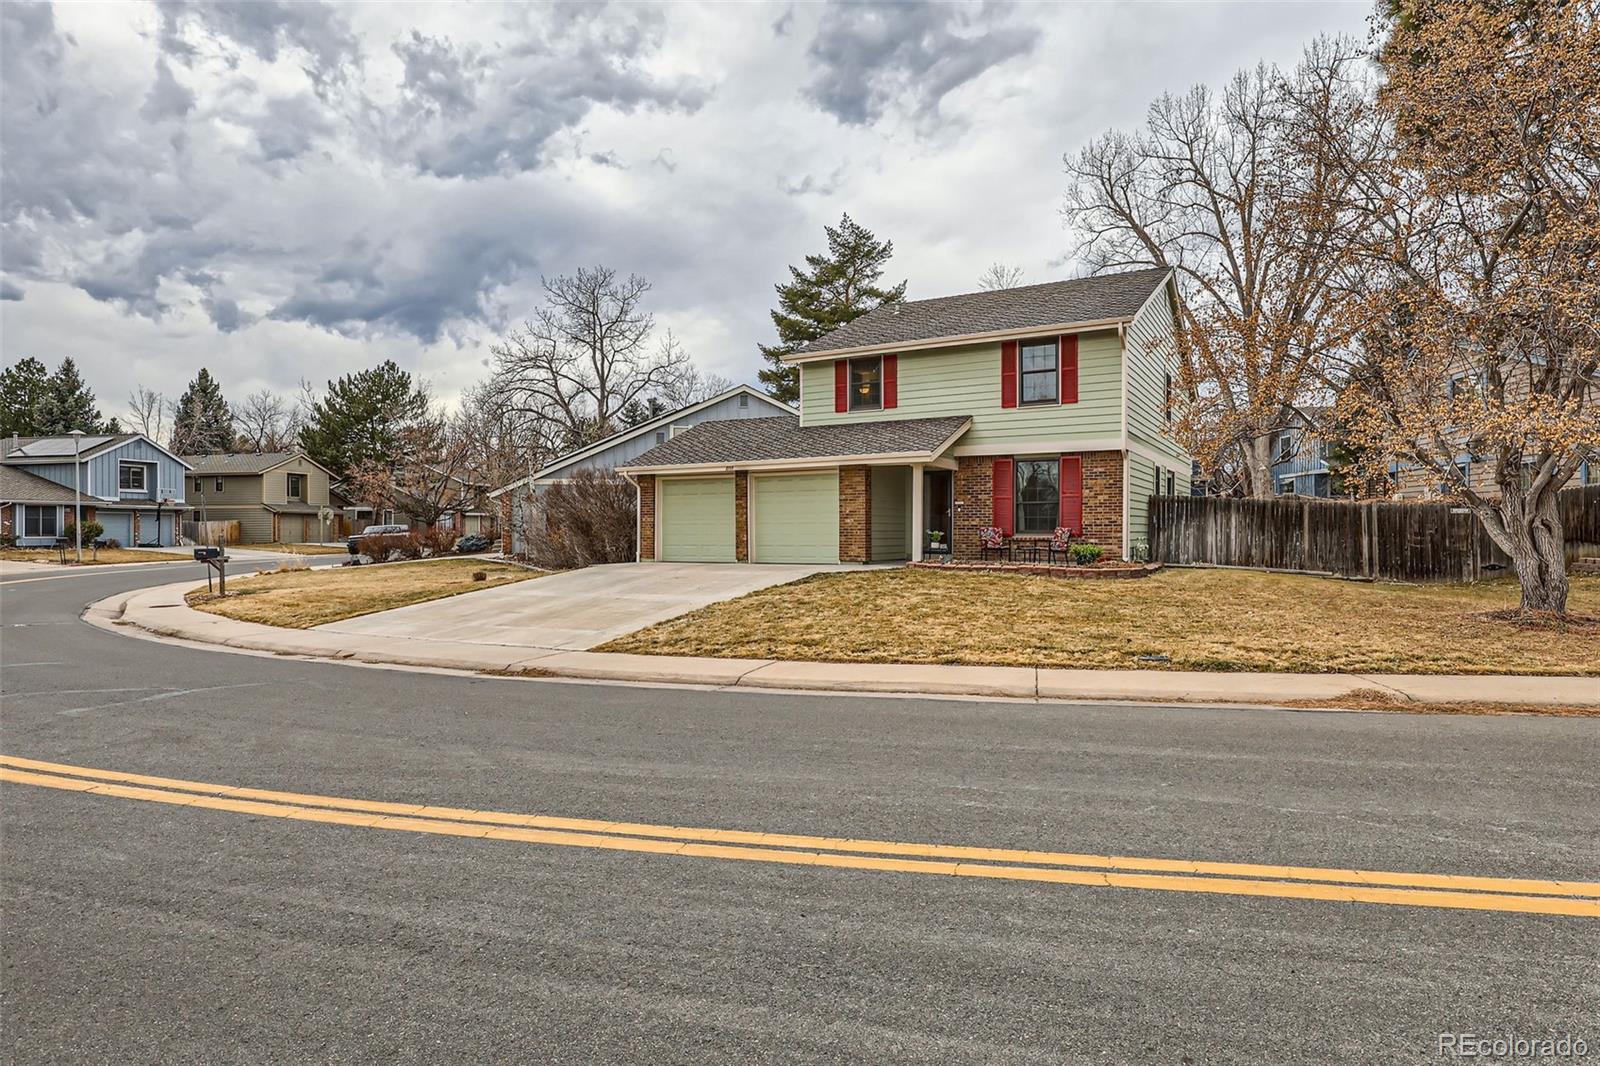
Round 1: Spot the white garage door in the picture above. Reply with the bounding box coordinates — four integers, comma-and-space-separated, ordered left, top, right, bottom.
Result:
658, 477, 736, 562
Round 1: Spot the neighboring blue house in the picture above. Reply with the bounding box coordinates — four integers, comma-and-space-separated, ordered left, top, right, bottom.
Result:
1, 433, 190, 547
1267, 410, 1333, 497
489, 384, 793, 556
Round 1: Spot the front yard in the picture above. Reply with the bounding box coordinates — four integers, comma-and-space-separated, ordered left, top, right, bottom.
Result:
240, 542, 349, 555
601, 567, 1600, 675
188, 559, 539, 628
1, 547, 188, 566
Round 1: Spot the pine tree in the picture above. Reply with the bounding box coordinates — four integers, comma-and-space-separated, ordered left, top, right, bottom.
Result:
34, 358, 108, 435
299, 360, 430, 479
757, 213, 907, 403
619, 397, 669, 428
170, 368, 234, 454
0, 357, 51, 436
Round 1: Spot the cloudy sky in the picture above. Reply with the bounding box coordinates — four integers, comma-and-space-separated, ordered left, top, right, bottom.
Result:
1, 0, 1367, 415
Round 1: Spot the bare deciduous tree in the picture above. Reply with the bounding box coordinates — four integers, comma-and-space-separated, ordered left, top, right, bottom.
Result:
490, 267, 693, 446
232, 389, 299, 452
126, 386, 166, 443
978, 263, 1025, 290
1063, 38, 1376, 496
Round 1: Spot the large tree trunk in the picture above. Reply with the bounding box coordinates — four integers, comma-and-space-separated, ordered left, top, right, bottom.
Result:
1479, 489, 1568, 614
1241, 435, 1276, 499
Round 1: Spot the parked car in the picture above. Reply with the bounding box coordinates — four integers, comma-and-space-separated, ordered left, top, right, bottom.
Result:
455, 533, 492, 554
347, 524, 410, 556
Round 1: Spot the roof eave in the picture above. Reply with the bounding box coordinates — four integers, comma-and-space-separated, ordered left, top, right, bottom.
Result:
616, 417, 972, 476
785, 315, 1137, 364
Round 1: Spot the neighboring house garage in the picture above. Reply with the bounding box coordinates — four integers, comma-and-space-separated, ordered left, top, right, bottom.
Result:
97, 511, 133, 546
750, 471, 839, 563
657, 477, 736, 562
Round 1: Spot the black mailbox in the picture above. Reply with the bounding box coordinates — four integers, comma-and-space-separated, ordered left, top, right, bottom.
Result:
193, 547, 222, 561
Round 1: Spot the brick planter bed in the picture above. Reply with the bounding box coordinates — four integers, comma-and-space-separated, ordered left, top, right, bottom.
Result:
909, 561, 1164, 580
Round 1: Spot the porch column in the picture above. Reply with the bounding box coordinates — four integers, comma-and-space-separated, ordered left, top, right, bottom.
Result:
910, 463, 925, 562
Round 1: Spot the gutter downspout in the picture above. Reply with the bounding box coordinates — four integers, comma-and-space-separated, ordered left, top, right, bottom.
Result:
1119, 321, 1131, 561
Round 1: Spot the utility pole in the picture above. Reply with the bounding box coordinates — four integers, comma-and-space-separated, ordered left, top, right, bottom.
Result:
69, 429, 84, 564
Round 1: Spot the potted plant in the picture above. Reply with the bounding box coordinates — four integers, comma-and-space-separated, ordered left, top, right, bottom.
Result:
926, 529, 948, 553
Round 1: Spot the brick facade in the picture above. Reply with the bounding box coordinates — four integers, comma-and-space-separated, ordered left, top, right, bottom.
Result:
734, 471, 749, 562
637, 475, 656, 560
951, 450, 1125, 561
838, 465, 871, 563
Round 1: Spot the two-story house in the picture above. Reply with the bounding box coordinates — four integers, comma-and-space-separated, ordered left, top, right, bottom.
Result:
181, 451, 335, 544
616, 269, 1190, 563
489, 383, 793, 556
1, 433, 189, 546
1264, 407, 1334, 497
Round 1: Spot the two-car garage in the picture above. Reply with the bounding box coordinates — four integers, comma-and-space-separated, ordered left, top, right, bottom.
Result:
655, 472, 841, 564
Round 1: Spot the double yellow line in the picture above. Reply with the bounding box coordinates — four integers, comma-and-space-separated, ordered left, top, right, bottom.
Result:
4, 754, 1596, 917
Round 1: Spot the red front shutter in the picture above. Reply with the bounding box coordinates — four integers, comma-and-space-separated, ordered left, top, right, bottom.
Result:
1059, 455, 1084, 535
992, 458, 1015, 536
883, 353, 898, 409
1060, 334, 1079, 405
834, 360, 848, 413
1000, 341, 1018, 408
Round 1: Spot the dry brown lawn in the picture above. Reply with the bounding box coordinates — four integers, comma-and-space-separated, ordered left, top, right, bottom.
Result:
1, 547, 189, 566
188, 559, 539, 628
241, 542, 349, 555
601, 567, 1600, 675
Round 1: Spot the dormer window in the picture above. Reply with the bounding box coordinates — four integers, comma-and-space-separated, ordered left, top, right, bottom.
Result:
1019, 339, 1058, 404
849, 356, 882, 411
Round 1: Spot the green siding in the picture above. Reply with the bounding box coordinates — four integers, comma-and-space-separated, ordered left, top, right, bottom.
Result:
870, 466, 911, 562
658, 477, 736, 562
1125, 279, 1192, 465
799, 330, 1124, 449
751, 472, 839, 563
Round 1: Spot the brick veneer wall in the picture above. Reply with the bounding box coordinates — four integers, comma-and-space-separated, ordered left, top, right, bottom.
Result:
839, 465, 871, 563
951, 450, 1125, 561
734, 471, 749, 562
637, 475, 656, 560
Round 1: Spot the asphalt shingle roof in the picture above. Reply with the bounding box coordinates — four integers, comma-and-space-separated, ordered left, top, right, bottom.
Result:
799, 267, 1171, 356
0, 464, 85, 504
181, 452, 304, 474
621, 414, 971, 470
1, 434, 136, 459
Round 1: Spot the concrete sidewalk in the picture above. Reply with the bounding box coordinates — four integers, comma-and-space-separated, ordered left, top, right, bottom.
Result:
85, 579, 1599, 708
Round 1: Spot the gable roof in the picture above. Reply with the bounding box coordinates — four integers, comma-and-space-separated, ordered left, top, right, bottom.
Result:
0, 463, 85, 505
1, 432, 192, 469
181, 451, 333, 477
617, 414, 972, 473
792, 267, 1173, 360
488, 384, 793, 497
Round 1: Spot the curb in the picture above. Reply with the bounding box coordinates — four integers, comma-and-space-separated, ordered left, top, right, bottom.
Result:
86, 579, 1600, 709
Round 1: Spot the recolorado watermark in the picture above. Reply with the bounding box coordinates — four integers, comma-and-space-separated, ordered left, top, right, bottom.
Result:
1438, 1032, 1589, 1059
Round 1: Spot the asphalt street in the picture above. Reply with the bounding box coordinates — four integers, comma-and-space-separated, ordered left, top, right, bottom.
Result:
2, 561, 1596, 1064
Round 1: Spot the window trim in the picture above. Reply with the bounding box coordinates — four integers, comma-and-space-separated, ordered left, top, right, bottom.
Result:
286, 472, 306, 501
848, 355, 883, 412
118, 462, 147, 493
1013, 458, 1060, 535
215, 477, 224, 493
23, 504, 60, 538
1017, 337, 1059, 406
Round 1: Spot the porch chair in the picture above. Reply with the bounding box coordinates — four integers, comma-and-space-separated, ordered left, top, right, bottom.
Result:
1047, 526, 1075, 564
978, 526, 1010, 562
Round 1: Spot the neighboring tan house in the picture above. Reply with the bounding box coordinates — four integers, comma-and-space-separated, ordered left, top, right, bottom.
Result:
616, 269, 1191, 563
488, 383, 793, 556
335, 470, 496, 538
2, 432, 189, 546
182, 451, 336, 544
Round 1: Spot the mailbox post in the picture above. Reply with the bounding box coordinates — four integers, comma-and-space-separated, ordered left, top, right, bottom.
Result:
194, 540, 227, 594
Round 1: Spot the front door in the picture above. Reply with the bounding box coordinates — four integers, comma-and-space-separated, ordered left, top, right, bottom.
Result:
924, 470, 953, 555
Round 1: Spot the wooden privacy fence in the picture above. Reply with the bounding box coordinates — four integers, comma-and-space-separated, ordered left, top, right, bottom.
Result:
182, 519, 241, 546
1148, 485, 1599, 583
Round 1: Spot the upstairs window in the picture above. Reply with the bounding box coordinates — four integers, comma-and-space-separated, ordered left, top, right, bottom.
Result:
287, 473, 305, 501
849, 356, 882, 411
1164, 373, 1174, 423
1273, 431, 1296, 465
1019, 340, 1058, 404
119, 463, 146, 491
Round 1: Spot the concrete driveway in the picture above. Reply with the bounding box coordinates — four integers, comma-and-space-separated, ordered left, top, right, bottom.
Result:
315, 561, 856, 651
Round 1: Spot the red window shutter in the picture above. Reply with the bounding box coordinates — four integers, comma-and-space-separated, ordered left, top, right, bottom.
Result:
883, 354, 898, 409
834, 360, 848, 413
1000, 341, 1018, 408
992, 458, 1015, 536
1059, 334, 1079, 405
1059, 455, 1084, 535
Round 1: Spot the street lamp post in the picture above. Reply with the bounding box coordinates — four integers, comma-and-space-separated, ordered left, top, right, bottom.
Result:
69, 429, 84, 564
